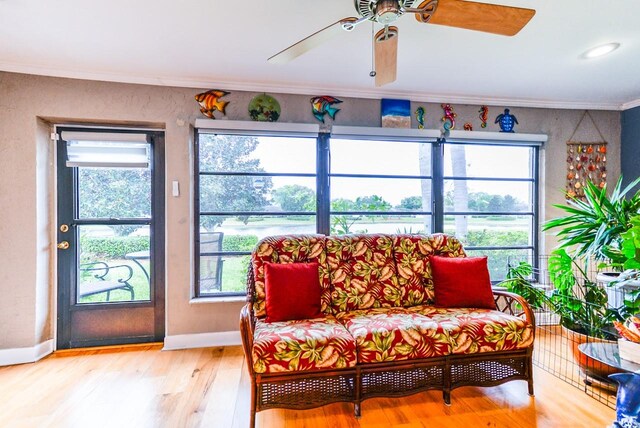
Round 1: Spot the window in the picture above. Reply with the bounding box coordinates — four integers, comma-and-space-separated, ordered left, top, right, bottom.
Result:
442, 142, 538, 281
329, 138, 433, 235
195, 132, 317, 296
195, 122, 542, 297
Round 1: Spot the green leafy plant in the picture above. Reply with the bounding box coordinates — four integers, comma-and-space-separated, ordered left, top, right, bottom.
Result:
500, 249, 613, 339
499, 261, 547, 309
542, 177, 640, 269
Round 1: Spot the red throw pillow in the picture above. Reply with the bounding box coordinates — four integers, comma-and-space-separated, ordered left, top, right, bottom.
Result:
264, 262, 322, 322
430, 256, 496, 309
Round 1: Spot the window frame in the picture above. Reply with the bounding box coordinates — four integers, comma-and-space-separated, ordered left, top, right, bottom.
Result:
194, 120, 545, 298
194, 122, 320, 298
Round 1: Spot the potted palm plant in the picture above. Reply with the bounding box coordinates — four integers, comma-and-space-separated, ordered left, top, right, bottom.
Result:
505, 177, 640, 380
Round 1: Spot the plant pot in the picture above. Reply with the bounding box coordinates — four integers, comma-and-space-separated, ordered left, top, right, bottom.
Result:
562, 325, 622, 381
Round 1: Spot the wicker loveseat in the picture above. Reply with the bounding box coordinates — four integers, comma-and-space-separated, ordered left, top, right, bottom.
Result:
240, 234, 535, 427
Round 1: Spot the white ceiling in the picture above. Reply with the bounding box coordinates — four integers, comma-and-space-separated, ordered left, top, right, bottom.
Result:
1, 0, 639, 110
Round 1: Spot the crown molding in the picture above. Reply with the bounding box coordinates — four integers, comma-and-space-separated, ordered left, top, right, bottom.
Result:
620, 98, 640, 111
0, 61, 625, 111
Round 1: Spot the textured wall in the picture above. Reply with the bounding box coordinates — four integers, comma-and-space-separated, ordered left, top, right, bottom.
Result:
621, 106, 640, 193
0, 71, 622, 349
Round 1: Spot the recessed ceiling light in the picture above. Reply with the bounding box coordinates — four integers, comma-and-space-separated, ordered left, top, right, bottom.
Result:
582, 43, 620, 59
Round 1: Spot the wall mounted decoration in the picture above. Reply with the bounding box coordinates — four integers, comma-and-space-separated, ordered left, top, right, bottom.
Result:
441, 104, 456, 136
565, 111, 608, 200
464, 123, 473, 131
479, 105, 489, 128
249, 93, 281, 122
310, 96, 342, 123
495, 108, 518, 132
195, 89, 230, 119
381, 99, 411, 128
415, 106, 425, 129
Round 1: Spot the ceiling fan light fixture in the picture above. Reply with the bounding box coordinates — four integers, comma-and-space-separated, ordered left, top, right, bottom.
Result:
375, 0, 402, 25
582, 43, 620, 59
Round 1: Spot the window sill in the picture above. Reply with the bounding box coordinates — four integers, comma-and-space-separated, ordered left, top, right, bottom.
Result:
189, 296, 246, 304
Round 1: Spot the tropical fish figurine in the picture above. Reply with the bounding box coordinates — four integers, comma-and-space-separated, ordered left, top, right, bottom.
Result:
479, 105, 489, 128
495, 108, 518, 132
441, 104, 456, 132
195, 89, 230, 119
415, 106, 425, 129
310, 96, 342, 123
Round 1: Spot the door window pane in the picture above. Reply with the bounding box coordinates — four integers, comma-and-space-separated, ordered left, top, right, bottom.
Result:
77, 225, 150, 303
78, 167, 151, 219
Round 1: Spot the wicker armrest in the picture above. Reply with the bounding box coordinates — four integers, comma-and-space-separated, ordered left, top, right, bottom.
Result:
240, 304, 255, 376
492, 289, 536, 330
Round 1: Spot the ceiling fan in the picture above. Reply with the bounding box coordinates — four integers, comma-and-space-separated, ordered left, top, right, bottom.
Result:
268, 0, 536, 86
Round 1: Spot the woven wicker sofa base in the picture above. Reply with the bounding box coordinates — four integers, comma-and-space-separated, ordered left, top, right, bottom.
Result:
253, 349, 533, 416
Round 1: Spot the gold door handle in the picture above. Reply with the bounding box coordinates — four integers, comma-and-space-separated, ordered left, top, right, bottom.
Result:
57, 241, 70, 250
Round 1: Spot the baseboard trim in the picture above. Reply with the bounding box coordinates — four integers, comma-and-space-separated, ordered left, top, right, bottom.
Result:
163, 331, 241, 351
0, 339, 55, 367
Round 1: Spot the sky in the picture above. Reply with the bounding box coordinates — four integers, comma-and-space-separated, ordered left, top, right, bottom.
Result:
251, 136, 534, 207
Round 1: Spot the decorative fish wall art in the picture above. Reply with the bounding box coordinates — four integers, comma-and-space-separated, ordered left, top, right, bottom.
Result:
195, 89, 230, 119
310, 96, 342, 123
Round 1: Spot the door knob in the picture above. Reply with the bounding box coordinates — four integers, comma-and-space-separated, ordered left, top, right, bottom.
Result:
57, 241, 70, 250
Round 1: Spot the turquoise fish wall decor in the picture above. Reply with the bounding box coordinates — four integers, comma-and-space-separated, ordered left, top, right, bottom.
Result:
195, 89, 230, 119
479, 105, 489, 128
310, 96, 342, 123
495, 108, 519, 132
415, 106, 425, 129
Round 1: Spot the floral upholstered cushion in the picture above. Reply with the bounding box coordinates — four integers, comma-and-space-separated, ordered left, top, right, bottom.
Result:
252, 316, 358, 374
326, 234, 403, 312
393, 234, 466, 307
405, 306, 534, 354
252, 235, 330, 318
335, 308, 454, 363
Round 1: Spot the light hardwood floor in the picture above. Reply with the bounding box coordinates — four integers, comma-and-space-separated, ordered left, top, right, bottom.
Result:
0, 344, 615, 428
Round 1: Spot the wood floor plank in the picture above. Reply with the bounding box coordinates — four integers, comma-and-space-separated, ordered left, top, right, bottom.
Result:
0, 344, 616, 428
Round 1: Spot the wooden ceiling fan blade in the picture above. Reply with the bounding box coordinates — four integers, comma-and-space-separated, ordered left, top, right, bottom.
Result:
268, 17, 359, 64
424, 0, 535, 36
374, 26, 398, 87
